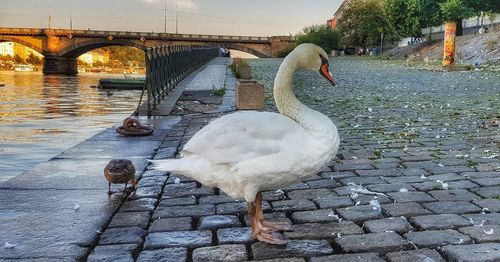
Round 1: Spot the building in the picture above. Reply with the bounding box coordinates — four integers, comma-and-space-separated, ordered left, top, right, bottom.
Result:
326, 18, 335, 29
0, 42, 14, 57
330, 0, 353, 27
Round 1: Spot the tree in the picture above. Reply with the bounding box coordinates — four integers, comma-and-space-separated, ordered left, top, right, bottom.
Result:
13, 54, 24, 64
295, 24, 341, 54
336, 0, 392, 48
385, 0, 441, 38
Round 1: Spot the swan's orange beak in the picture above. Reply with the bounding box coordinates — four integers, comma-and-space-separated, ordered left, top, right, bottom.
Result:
319, 56, 336, 86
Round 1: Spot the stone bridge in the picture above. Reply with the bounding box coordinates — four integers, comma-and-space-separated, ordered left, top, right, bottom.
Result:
0, 27, 293, 74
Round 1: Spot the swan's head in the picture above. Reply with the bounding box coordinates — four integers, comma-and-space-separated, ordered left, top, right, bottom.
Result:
289, 43, 336, 86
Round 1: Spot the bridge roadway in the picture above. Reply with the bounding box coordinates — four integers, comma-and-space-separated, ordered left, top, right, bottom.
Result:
0, 27, 293, 74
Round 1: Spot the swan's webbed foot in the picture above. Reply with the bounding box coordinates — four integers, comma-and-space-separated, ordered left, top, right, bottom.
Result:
261, 220, 293, 231
248, 192, 293, 245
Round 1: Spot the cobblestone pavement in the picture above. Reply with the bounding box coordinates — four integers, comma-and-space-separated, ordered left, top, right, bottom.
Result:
87, 57, 499, 261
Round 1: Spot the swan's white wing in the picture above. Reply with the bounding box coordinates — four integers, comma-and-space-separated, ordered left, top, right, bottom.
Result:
182, 111, 308, 165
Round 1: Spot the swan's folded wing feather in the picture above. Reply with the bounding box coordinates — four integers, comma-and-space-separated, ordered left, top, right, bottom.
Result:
181, 111, 305, 164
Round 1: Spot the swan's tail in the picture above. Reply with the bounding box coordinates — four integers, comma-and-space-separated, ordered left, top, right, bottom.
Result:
148, 159, 186, 172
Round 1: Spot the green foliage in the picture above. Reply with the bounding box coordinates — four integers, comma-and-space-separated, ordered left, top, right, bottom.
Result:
336, 0, 392, 48
230, 58, 249, 78
295, 24, 340, 53
385, 0, 441, 37
104, 46, 144, 66
26, 53, 43, 65
439, 0, 474, 21
211, 85, 226, 96
13, 54, 24, 63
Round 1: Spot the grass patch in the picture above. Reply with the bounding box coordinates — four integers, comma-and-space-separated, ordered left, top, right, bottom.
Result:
212, 86, 226, 96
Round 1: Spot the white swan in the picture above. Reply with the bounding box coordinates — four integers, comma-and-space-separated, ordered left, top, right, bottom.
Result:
152, 43, 339, 244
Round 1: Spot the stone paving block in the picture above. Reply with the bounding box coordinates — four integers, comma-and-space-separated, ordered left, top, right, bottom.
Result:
217, 227, 253, 244
356, 169, 403, 177
428, 189, 481, 201
427, 165, 474, 174
198, 215, 240, 229
458, 225, 500, 243
310, 253, 384, 262
136, 247, 187, 262
410, 214, 472, 230
462, 213, 500, 226
333, 163, 374, 171
165, 175, 196, 184
320, 171, 356, 180
440, 243, 500, 262
336, 205, 384, 223
472, 177, 500, 187
404, 229, 472, 248
388, 191, 436, 203
285, 221, 363, 240
412, 180, 479, 191
108, 211, 151, 229
366, 183, 415, 193
305, 179, 340, 189
339, 176, 386, 185
386, 248, 445, 262
251, 240, 333, 260
423, 201, 482, 214
137, 175, 168, 187
313, 195, 353, 209
351, 194, 392, 205
333, 185, 360, 196
402, 161, 439, 170
163, 183, 214, 198
87, 244, 138, 262
153, 204, 215, 219
291, 209, 339, 223
473, 199, 500, 212
281, 182, 309, 191
149, 217, 192, 232
98, 226, 146, 245
384, 175, 425, 184
471, 186, 500, 198
244, 212, 292, 227
192, 244, 247, 262
401, 168, 429, 177
144, 230, 212, 249
159, 196, 197, 207
381, 202, 432, 217
463, 172, 500, 179
254, 258, 305, 262
217, 201, 257, 215
364, 217, 414, 233
120, 198, 157, 212
334, 232, 411, 253
199, 195, 236, 205
261, 190, 287, 201
426, 173, 466, 182
130, 186, 163, 199
272, 199, 317, 212
287, 189, 333, 200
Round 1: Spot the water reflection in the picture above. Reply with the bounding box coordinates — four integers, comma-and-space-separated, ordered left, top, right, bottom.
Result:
0, 71, 143, 181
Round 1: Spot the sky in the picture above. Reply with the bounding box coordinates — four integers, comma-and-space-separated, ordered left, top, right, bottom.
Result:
0, 0, 343, 36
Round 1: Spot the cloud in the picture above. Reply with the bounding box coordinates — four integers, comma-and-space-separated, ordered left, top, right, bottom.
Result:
175, 0, 199, 11
139, 0, 199, 11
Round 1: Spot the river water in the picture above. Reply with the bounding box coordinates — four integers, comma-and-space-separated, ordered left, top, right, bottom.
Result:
0, 71, 142, 182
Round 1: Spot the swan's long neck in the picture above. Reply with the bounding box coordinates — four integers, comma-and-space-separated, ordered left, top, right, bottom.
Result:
273, 55, 337, 141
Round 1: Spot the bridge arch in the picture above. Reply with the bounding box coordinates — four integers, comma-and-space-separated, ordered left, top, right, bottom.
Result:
0, 36, 44, 56
219, 43, 269, 58
58, 38, 146, 58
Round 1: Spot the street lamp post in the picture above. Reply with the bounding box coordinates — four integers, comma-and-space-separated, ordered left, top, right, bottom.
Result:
164, 0, 168, 33
176, 5, 178, 34
68, 1, 73, 30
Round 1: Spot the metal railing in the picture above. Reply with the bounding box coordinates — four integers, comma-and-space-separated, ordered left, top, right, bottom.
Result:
141, 45, 218, 116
